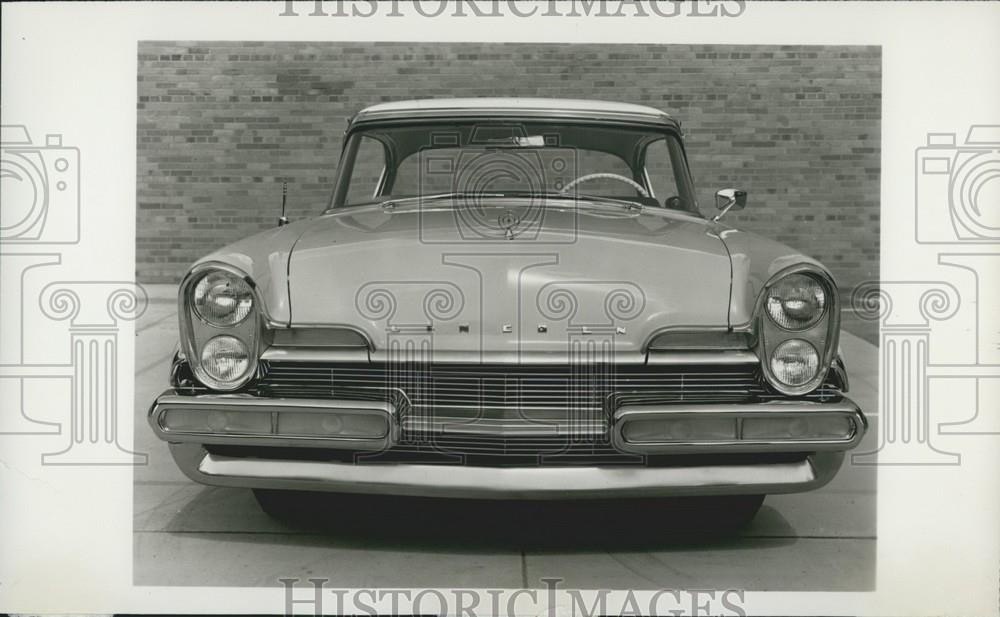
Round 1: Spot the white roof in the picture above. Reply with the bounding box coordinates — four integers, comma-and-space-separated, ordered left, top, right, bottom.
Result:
352, 97, 676, 126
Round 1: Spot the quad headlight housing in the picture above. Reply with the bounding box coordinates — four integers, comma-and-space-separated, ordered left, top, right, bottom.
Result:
765, 273, 827, 330
179, 263, 262, 391
769, 338, 820, 387
756, 266, 839, 396
193, 270, 255, 326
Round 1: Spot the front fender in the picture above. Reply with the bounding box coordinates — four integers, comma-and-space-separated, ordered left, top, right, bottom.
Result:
717, 227, 834, 329
190, 219, 312, 326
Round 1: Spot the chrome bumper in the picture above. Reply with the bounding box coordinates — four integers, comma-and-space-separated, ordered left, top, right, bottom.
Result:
166, 442, 846, 499
150, 389, 866, 499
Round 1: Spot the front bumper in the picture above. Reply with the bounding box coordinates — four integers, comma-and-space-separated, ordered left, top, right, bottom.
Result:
167, 442, 845, 499
149, 388, 866, 499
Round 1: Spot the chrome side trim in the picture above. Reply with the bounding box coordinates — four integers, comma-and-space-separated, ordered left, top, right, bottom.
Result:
270, 327, 371, 348
611, 399, 866, 455
644, 327, 752, 352
148, 391, 397, 451
645, 350, 758, 365
167, 443, 844, 499
260, 346, 370, 363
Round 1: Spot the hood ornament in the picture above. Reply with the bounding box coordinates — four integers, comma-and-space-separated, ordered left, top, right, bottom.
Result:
497, 210, 520, 240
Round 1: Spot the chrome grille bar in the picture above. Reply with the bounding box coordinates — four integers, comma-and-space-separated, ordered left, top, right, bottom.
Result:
256, 361, 772, 417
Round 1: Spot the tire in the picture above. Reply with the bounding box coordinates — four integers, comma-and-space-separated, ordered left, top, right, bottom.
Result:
251, 489, 765, 533
252, 488, 324, 522
669, 494, 766, 530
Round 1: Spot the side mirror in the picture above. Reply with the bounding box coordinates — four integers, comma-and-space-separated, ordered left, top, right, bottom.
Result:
713, 188, 747, 222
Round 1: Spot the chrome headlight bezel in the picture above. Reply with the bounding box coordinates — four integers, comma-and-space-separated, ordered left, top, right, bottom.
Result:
765, 272, 828, 331
199, 334, 252, 383
192, 270, 255, 327
769, 338, 821, 387
755, 265, 840, 396
178, 262, 263, 391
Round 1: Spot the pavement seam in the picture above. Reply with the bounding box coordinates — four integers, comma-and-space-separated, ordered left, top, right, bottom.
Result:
137, 310, 178, 333
137, 349, 179, 376
134, 479, 192, 485
520, 550, 529, 588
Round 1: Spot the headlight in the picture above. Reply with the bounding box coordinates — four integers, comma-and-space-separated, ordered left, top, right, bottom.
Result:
193, 270, 254, 326
765, 273, 826, 330
200, 335, 250, 382
180, 263, 262, 391
769, 339, 820, 387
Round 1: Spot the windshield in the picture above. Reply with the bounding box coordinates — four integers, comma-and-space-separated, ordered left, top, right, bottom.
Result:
329, 120, 697, 213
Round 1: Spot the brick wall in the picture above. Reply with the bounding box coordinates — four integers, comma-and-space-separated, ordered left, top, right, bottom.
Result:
137, 42, 880, 290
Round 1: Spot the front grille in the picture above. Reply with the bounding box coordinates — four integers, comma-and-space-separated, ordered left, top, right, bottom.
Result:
252, 360, 839, 466
257, 361, 774, 413
385, 430, 641, 466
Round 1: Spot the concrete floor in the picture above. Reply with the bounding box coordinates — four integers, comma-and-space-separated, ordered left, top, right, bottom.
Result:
133, 286, 877, 590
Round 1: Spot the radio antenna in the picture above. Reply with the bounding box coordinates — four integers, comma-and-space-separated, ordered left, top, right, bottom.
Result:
278, 181, 289, 227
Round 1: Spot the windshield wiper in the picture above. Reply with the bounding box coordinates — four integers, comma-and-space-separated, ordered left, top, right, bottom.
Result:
540, 192, 644, 212
371, 191, 642, 213
378, 192, 505, 211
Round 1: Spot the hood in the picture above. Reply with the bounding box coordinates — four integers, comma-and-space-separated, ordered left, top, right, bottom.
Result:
286, 201, 732, 361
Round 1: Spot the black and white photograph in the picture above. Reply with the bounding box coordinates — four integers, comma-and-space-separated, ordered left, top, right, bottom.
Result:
134, 41, 880, 591
2, 2, 998, 616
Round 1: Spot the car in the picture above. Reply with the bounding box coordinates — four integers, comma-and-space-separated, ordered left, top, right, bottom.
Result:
148, 98, 867, 525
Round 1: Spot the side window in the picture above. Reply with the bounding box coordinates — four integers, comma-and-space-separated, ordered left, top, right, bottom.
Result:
345, 136, 386, 205
643, 139, 681, 205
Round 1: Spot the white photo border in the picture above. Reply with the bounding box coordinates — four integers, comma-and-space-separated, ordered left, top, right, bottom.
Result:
1, 1, 998, 615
